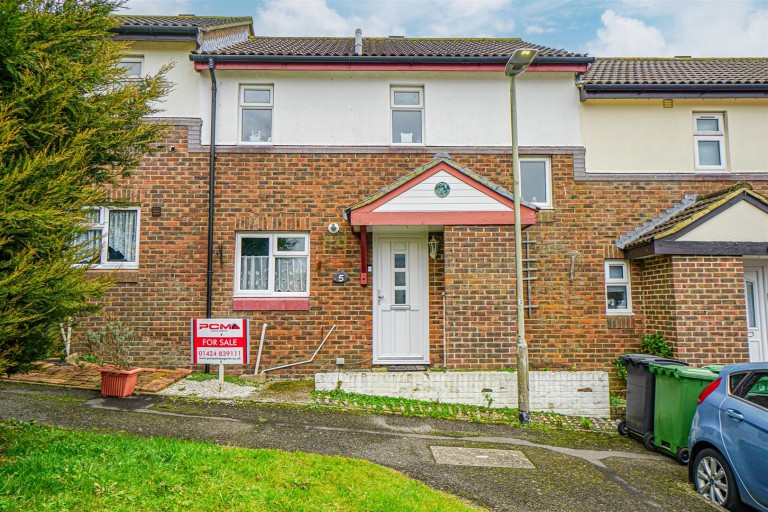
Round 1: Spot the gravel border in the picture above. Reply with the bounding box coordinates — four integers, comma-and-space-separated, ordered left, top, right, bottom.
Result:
157, 379, 257, 400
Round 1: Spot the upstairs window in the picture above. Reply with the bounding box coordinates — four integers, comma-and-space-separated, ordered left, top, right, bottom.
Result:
521, 158, 552, 208
391, 87, 423, 144
117, 57, 143, 79
76, 207, 140, 269
693, 113, 726, 170
235, 233, 309, 297
240, 85, 273, 143
605, 260, 631, 315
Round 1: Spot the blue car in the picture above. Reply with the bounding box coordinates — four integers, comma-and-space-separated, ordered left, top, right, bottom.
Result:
689, 363, 768, 511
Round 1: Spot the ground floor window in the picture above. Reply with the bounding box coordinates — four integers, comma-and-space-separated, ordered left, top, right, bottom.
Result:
605, 259, 631, 314
235, 232, 309, 297
76, 207, 139, 269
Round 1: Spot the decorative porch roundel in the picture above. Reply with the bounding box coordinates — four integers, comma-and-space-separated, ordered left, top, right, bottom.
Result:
434, 181, 450, 198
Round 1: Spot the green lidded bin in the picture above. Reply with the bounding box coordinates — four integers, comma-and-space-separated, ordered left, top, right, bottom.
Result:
648, 363, 719, 464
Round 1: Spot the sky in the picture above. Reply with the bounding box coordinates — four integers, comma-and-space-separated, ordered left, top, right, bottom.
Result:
121, 0, 768, 57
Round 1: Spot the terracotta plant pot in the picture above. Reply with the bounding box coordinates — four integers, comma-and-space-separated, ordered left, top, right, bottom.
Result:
99, 367, 142, 398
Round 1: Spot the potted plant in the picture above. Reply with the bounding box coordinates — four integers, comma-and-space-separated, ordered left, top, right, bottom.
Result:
86, 320, 141, 398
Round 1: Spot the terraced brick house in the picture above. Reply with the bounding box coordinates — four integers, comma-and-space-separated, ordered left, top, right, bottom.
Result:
79, 15, 768, 414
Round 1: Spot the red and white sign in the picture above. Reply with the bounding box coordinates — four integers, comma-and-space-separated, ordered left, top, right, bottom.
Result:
191, 318, 249, 365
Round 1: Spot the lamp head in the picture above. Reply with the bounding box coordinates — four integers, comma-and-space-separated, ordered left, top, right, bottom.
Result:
505, 49, 538, 76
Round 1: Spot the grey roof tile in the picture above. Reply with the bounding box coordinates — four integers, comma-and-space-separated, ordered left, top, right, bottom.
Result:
584, 58, 768, 85
201, 36, 582, 58
116, 15, 252, 32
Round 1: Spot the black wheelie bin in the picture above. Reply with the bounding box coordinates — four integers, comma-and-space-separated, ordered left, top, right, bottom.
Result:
617, 354, 688, 449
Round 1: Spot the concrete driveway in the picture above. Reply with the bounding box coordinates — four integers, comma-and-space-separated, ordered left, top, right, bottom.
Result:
0, 381, 717, 512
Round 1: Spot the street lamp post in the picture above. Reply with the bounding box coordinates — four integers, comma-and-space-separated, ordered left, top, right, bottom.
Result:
505, 49, 538, 424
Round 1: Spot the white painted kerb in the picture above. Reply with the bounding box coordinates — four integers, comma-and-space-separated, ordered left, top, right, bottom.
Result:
315, 370, 610, 417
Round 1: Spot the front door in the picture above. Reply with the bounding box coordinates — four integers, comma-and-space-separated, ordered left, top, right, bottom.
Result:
373, 234, 429, 364
744, 266, 768, 362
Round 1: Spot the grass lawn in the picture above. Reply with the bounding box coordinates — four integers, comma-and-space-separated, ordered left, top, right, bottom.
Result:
0, 421, 478, 512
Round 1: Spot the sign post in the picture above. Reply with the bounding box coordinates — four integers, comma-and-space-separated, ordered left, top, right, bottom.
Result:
191, 318, 249, 388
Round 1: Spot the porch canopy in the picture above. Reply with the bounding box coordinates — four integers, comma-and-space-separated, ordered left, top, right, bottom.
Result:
617, 183, 768, 259
345, 153, 537, 227
344, 153, 538, 284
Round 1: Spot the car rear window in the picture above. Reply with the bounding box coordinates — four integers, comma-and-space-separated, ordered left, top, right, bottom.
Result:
729, 372, 748, 393
735, 372, 768, 410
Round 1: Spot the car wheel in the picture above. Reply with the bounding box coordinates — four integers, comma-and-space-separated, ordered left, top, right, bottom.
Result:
617, 420, 628, 436
643, 432, 655, 450
693, 448, 744, 511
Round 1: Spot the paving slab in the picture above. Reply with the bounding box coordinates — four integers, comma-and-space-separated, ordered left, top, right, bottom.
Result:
431, 446, 535, 469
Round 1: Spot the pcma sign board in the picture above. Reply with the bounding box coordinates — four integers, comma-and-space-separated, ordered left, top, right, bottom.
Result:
191, 318, 249, 365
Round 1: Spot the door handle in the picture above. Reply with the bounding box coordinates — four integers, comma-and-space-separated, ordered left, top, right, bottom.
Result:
725, 409, 744, 422
377, 289, 384, 302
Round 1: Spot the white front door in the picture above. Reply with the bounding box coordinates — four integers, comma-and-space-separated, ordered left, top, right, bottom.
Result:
744, 266, 768, 362
373, 234, 429, 364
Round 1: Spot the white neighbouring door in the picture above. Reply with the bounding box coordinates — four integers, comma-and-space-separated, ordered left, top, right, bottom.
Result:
744, 265, 768, 362
373, 234, 429, 364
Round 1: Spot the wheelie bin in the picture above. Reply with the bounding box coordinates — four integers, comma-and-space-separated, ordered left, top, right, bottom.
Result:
700, 364, 725, 374
617, 354, 688, 449
648, 363, 719, 464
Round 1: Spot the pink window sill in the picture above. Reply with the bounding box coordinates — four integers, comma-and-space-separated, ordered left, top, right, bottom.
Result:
233, 298, 309, 311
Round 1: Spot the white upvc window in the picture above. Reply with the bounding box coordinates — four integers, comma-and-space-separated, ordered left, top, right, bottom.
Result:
605, 260, 631, 315
693, 113, 726, 170
520, 157, 552, 208
240, 85, 273, 144
391, 86, 424, 144
117, 57, 143, 79
76, 207, 140, 269
235, 233, 309, 297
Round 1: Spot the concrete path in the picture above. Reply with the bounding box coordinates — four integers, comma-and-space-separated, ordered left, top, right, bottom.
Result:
0, 381, 717, 512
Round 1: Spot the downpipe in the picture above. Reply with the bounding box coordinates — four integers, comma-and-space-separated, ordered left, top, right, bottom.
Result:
204, 58, 218, 374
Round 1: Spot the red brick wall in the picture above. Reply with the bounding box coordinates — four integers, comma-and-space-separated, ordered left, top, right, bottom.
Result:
638, 255, 678, 350
635, 255, 749, 364
428, 232, 446, 367
671, 256, 749, 365
444, 225, 515, 369
76, 120, 763, 377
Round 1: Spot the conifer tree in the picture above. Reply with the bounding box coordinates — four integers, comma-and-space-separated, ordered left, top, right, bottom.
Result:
0, 0, 170, 374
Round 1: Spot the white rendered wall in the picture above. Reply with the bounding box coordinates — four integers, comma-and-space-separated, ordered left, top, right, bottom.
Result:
581, 98, 768, 173
315, 370, 610, 417
677, 201, 768, 242
197, 70, 581, 147
128, 42, 200, 119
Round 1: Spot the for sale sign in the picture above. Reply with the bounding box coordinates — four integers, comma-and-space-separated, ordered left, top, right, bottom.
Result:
191, 318, 249, 365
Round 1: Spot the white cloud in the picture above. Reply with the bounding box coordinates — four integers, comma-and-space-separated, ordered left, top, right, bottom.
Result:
663, 1, 768, 57
253, 0, 352, 36
119, 0, 193, 16
586, 10, 668, 56
251, 0, 514, 38
410, 0, 514, 37
526, 24, 556, 35
588, 2, 768, 57
252, 0, 407, 37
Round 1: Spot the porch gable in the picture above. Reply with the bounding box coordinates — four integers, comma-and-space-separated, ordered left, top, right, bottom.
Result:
345, 154, 538, 227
